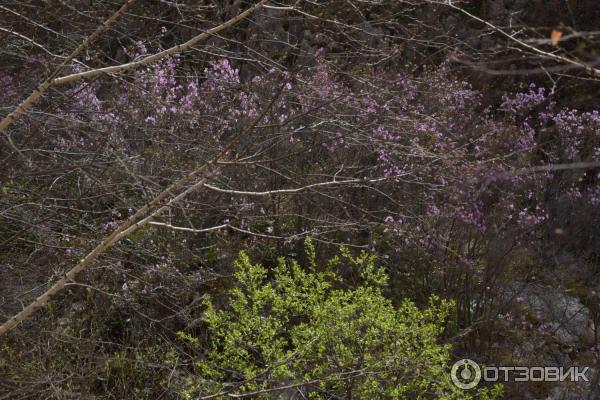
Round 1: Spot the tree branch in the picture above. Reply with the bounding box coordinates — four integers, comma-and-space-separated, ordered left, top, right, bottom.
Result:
443, 1, 600, 78
51, 0, 267, 86
0, 68, 280, 335
202, 176, 390, 196
0, 0, 138, 133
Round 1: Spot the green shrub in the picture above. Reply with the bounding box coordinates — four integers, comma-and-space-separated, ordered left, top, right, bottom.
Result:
182, 239, 502, 399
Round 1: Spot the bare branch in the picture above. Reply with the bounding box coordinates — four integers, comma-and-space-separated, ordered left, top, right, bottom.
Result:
51, 0, 267, 86
0, 0, 138, 133
0, 71, 281, 335
202, 176, 390, 196
443, 1, 600, 78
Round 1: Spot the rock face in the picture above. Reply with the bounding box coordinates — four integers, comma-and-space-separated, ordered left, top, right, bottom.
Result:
498, 280, 599, 399
526, 285, 593, 347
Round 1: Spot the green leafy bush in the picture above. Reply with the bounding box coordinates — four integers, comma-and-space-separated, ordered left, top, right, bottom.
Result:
182, 239, 502, 399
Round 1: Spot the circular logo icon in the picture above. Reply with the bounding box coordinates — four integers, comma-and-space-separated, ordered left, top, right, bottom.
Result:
451, 359, 481, 389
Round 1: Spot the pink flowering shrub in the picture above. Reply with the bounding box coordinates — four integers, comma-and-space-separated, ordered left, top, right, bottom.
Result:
17, 49, 598, 339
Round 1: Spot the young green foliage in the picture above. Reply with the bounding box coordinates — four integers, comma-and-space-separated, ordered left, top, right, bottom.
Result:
184, 239, 502, 399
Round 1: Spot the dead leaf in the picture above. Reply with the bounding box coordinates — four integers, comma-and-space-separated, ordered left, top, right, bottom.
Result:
551, 30, 563, 47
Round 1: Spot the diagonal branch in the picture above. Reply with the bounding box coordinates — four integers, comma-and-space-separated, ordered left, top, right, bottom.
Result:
0, 0, 266, 138
0, 26, 66, 58
0, 73, 281, 335
0, 0, 138, 133
52, 0, 267, 86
